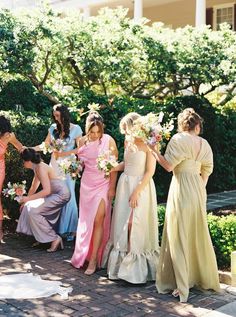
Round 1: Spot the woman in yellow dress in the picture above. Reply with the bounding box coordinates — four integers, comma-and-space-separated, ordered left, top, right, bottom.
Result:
151, 108, 220, 302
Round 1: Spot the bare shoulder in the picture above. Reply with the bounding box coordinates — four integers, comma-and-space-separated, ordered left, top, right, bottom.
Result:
79, 136, 87, 146
108, 135, 116, 146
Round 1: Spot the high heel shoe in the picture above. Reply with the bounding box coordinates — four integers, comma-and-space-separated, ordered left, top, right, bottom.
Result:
47, 236, 64, 253
172, 289, 180, 298
84, 259, 97, 275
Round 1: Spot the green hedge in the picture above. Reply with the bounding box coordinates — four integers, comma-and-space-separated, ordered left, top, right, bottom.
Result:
0, 78, 53, 113
208, 213, 236, 268
158, 206, 236, 269
1, 92, 236, 220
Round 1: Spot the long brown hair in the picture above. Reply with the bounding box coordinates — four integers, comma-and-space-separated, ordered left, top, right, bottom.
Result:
52, 104, 70, 139
85, 111, 104, 142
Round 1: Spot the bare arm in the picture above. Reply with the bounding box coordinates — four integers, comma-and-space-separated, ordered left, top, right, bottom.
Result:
54, 135, 82, 158
129, 150, 156, 208
27, 175, 41, 196
9, 133, 23, 152
112, 161, 125, 172
149, 146, 173, 172
201, 174, 209, 187
108, 137, 118, 200
21, 165, 51, 203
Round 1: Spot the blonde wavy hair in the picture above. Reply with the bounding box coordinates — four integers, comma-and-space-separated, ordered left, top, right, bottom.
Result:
119, 112, 141, 135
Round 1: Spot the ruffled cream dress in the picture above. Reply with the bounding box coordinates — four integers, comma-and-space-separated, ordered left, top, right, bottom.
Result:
156, 133, 220, 302
102, 149, 159, 284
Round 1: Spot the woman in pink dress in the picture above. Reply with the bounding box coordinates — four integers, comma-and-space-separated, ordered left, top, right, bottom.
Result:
0, 116, 23, 243
71, 111, 118, 275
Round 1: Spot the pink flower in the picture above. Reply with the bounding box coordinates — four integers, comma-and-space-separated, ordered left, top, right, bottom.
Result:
15, 188, 24, 196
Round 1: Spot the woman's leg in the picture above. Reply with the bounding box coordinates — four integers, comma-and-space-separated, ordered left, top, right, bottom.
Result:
0, 220, 4, 243
85, 199, 106, 275
127, 209, 134, 252
0, 197, 4, 243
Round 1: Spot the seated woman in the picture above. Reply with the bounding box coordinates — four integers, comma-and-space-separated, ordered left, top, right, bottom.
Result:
17, 148, 70, 252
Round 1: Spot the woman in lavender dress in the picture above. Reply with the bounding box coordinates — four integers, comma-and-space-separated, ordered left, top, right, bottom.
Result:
17, 148, 70, 252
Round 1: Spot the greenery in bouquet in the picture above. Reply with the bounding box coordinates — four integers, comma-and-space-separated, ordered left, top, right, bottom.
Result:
58, 154, 84, 180
96, 150, 118, 178
2, 180, 27, 203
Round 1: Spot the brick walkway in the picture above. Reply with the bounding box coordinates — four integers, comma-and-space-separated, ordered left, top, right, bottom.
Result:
1, 191, 236, 317
207, 190, 236, 211
0, 233, 236, 317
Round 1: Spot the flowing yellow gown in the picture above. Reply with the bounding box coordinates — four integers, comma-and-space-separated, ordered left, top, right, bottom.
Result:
156, 132, 220, 302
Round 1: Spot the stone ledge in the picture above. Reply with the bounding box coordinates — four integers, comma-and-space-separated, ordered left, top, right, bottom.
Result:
219, 270, 232, 285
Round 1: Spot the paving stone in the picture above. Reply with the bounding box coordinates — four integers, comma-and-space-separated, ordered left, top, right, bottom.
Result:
1, 191, 236, 317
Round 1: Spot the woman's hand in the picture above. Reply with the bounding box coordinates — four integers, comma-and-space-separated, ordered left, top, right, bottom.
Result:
129, 190, 140, 209
53, 150, 63, 160
18, 196, 30, 204
108, 187, 116, 201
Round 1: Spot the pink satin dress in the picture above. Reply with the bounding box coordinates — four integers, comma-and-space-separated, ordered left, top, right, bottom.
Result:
0, 140, 7, 221
71, 134, 112, 268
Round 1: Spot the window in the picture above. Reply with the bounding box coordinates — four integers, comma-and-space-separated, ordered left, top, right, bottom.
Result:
213, 3, 234, 30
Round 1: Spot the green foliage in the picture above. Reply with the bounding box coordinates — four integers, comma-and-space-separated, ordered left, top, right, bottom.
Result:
157, 205, 166, 242
0, 78, 52, 113
208, 213, 236, 268
1, 8, 236, 105
158, 206, 236, 268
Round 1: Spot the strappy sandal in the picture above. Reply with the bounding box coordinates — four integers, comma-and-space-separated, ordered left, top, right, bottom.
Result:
172, 289, 180, 298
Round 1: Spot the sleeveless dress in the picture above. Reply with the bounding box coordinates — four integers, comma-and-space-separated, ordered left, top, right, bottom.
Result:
156, 133, 220, 302
49, 123, 82, 236
102, 149, 159, 284
0, 140, 7, 221
71, 134, 112, 269
17, 165, 70, 243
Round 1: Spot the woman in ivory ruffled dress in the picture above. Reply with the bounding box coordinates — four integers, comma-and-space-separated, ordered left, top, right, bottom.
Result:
102, 112, 159, 284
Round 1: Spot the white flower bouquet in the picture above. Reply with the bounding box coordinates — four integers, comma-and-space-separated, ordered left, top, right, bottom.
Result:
58, 155, 84, 180
96, 150, 118, 178
2, 180, 27, 203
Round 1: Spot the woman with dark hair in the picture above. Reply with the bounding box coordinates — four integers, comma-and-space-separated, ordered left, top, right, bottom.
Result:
150, 108, 220, 302
17, 148, 70, 252
71, 111, 118, 275
0, 115, 23, 243
35, 104, 82, 240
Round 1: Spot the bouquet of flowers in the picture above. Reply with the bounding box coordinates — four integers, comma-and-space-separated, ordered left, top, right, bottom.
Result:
96, 150, 118, 178
39, 142, 53, 155
51, 138, 67, 152
39, 138, 67, 155
2, 180, 27, 203
58, 154, 84, 180
131, 112, 174, 147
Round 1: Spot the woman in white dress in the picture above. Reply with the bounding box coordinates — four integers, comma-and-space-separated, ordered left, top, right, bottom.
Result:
102, 112, 159, 284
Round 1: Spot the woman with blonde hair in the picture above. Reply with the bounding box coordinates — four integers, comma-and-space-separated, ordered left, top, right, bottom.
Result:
151, 108, 220, 302
102, 112, 159, 284
71, 111, 118, 275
